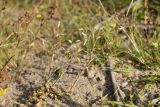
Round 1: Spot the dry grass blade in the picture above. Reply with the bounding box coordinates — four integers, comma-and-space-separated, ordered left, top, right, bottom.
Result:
0, 55, 14, 72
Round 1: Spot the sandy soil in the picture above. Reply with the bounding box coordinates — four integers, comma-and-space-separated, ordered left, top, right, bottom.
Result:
0, 44, 159, 107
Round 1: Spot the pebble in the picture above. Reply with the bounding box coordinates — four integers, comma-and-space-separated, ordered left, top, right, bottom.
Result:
87, 69, 96, 79
87, 66, 99, 79
120, 81, 128, 88
152, 98, 160, 105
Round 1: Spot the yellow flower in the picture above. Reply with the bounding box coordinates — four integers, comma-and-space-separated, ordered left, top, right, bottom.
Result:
110, 22, 116, 28
36, 13, 43, 19
0, 88, 9, 96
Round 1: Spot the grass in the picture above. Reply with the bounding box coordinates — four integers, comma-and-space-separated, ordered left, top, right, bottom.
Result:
0, 0, 159, 106
0, 0, 159, 67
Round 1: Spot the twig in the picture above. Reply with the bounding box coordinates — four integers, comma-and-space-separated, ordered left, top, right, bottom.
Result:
107, 57, 121, 107
116, 0, 141, 15
126, 0, 134, 16
67, 58, 92, 92
129, 79, 141, 106
103, 57, 127, 107
0, 55, 14, 72
67, 65, 86, 92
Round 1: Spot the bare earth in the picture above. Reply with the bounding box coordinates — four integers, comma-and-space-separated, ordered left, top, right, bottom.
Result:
0, 43, 159, 107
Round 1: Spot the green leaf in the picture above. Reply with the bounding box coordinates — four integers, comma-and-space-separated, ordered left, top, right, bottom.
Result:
132, 1, 142, 13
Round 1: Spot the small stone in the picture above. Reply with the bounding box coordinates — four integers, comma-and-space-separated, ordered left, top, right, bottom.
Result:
120, 81, 128, 88
87, 66, 98, 79
152, 99, 159, 104
87, 70, 96, 79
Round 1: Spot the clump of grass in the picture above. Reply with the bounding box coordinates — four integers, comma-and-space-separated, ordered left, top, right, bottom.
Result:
79, 0, 160, 69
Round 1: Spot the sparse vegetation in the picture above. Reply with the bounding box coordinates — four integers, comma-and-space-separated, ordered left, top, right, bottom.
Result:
0, 0, 159, 106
